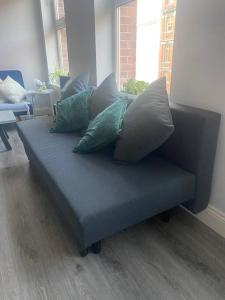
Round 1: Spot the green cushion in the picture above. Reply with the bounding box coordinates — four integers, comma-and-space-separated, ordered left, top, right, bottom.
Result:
74, 99, 128, 154
50, 88, 94, 133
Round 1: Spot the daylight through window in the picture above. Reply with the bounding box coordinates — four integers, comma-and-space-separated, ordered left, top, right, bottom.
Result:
54, 0, 69, 73
117, 0, 177, 94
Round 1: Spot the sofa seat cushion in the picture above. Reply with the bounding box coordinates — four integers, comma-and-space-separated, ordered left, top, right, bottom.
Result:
17, 117, 196, 248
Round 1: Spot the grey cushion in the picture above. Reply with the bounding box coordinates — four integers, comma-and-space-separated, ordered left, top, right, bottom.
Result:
61, 72, 90, 99
90, 73, 119, 119
17, 116, 195, 249
114, 78, 175, 162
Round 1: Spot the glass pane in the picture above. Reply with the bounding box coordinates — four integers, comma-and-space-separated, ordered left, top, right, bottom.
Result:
57, 28, 69, 73
159, 0, 177, 93
55, 0, 65, 20
118, 1, 137, 89
117, 0, 177, 94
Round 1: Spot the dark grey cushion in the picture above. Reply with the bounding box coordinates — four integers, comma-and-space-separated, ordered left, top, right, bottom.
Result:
17, 117, 195, 249
90, 73, 119, 119
61, 72, 90, 99
114, 78, 175, 162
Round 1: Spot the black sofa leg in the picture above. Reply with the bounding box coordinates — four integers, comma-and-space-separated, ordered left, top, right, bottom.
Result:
0, 126, 11, 151
79, 241, 102, 257
80, 248, 89, 257
3, 128, 9, 139
91, 241, 102, 254
161, 210, 172, 223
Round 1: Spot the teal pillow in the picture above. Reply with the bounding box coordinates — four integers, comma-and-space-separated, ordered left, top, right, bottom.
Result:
74, 99, 128, 153
50, 88, 94, 133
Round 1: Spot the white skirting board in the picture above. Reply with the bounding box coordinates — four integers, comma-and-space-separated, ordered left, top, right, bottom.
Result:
196, 205, 225, 239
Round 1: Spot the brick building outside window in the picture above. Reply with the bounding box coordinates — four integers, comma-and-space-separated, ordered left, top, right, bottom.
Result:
118, 1, 137, 87
117, 0, 177, 94
159, 0, 177, 92
54, 0, 69, 74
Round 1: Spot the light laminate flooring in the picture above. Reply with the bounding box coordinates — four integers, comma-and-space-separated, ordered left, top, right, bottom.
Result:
0, 128, 225, 300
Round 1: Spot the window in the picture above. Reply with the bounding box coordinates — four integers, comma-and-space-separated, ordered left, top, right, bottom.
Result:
116, 0, 177, 94
54, 0, 69, 73
166, 16, 173, 32
167, 0, 174, 5
164, 43, 170, 62
55, 0, 65, 20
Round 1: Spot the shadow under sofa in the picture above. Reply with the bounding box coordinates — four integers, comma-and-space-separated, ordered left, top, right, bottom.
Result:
17, 102, 221, 256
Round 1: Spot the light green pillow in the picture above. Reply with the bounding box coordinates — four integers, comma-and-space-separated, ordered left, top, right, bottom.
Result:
74, 99, 128, 154
50, 88, 94, 133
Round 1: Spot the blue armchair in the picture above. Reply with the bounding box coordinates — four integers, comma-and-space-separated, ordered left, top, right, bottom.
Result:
0, 70, 32, 116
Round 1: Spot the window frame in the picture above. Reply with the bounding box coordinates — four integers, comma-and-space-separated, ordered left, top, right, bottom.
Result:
115, 0, 134, 7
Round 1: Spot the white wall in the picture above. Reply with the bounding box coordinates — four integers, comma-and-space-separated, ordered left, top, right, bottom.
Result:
171, 0, 225, 213
94, 0, 114, 85
0, 0, 114, 88
64, 0, 97, 85
64, 0, 114, 85
0, 0, 48, 89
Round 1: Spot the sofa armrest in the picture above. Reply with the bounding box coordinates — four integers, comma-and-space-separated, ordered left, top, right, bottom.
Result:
157, 102, 221, 213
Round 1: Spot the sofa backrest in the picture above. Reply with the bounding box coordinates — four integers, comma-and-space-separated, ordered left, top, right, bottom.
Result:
56, 86, 220, 213
157, 102, 221, 214
0, 70, 25, 88
60, 76, 70, 89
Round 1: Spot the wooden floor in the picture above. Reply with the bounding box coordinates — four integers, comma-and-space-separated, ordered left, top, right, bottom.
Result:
0, 128, 225, 300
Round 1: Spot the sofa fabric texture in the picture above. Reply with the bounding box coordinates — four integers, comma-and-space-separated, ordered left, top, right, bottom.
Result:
17, 116, 199, 249
74, 100, 128, 153
89, 73, 119, 119
50, 88, 94, 133
114, 78, 174, 162
61, 72, 90, 100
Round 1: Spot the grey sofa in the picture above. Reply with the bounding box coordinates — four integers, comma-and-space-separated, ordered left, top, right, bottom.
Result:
17, 102, 221, 256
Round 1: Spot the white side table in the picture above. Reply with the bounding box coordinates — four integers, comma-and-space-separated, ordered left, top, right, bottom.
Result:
26, 89, 60, 116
